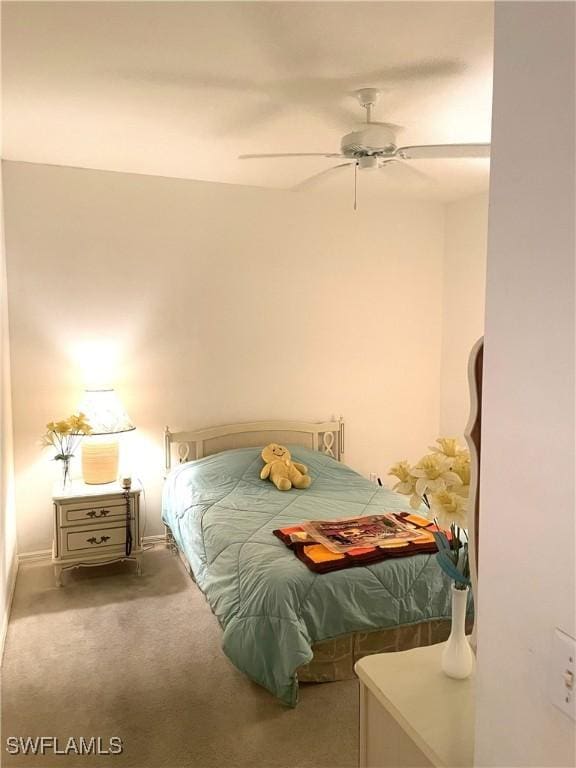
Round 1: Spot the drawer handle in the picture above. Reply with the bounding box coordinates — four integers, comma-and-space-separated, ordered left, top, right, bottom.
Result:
86, 535, 111, 545
86, 509, 110, 519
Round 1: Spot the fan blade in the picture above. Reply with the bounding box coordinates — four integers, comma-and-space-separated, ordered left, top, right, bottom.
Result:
292, 163, 354, 190
380, 159, 438, 194
397, 143, 490, 160
239, 153, 343, 160
382, 159, 430, 184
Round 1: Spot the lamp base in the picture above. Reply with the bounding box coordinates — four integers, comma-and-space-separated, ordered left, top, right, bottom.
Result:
82, 440, 119, 484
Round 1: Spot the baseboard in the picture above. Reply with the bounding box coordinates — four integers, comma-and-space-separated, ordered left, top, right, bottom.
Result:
18, 534, 167, 565
1, 552, 19, 664
18, 548, 51, 564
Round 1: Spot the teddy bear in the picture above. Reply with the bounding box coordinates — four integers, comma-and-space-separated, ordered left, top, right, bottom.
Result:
260, 443, 312, 491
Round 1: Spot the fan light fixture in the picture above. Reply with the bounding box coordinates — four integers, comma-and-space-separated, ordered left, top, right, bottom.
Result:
358, 156, 379, 171
79, 389, 135, 484
239, 87, 490, 209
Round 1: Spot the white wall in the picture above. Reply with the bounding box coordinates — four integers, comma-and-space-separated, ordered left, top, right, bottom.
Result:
0, 172, 17, 655
476, 3, 575, 767
439, 192, 487, 437
3, 161, 447, 554
0, 1, 18, 654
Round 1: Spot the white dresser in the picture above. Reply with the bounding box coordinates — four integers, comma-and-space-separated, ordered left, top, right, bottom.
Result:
355, 643, 475, 768
52, 481, 143, 586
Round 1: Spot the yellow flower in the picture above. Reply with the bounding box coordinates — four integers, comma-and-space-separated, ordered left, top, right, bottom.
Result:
41, 412, 92, 454
429, 438, 467, 459
409, 491, 427, 510
429, 490, 468, 529
410, 454, 462, 498
68, 412, 92, 434
389, 461, 426, 510
452, 454, 471, 486
388, 461, 414, 491
454, 484, 470, 499
389, 460, 411, 482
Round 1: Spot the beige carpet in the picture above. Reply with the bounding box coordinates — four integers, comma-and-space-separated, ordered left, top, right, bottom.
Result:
1, 548, 358, 768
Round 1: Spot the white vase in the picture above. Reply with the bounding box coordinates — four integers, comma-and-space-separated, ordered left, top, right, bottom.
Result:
441, 584, 474, 679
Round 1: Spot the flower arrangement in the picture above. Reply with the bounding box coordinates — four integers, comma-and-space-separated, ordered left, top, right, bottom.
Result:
390, 438, 472, 590
389, 437, 471, 529
41, 413, 93, 486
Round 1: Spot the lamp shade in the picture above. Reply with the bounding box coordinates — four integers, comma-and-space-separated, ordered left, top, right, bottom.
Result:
78, 389, 135, 435
79, 389, 135, 484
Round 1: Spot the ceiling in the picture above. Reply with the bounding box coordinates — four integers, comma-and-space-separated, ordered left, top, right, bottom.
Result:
2, 1, 494, 201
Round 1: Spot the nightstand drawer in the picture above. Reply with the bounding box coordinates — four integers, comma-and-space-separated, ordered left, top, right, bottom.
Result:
57, 498, 130, 527
60, 523, 128, 558
52, 483, 142, 583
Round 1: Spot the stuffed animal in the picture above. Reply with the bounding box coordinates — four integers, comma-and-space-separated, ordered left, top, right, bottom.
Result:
260, 443, 312, 491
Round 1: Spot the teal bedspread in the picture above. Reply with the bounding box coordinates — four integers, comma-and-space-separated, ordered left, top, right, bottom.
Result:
162, 446, 453, 706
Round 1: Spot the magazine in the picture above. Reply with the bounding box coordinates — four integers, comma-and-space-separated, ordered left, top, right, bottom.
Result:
300, 513, 430, 554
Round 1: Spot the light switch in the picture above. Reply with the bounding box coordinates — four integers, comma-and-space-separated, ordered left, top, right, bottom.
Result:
549, 628, 576, 720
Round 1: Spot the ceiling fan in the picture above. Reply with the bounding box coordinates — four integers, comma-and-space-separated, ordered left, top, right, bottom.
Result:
239, 88, 490, 207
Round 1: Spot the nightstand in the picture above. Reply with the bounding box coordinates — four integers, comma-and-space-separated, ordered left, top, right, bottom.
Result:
52, 480, 143, 586
355, 643, 475, 768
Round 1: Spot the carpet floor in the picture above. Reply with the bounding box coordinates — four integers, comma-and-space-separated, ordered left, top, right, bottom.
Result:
1, 548, 359, 768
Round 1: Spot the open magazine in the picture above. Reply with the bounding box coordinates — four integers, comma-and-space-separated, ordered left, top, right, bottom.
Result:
300, 513, 431, 554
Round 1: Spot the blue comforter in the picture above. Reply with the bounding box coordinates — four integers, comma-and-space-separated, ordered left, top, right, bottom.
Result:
162, 446, 453, 705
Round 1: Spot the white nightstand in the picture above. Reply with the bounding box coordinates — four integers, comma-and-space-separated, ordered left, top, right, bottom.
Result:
52, 480, 143, 586
355, 643, 475, 768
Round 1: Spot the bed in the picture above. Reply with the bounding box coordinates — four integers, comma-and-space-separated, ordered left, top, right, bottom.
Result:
161, 420, 459, 706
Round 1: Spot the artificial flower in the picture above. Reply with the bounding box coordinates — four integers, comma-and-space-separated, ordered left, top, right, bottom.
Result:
41, 413, 93, 458
454, 484, 470, 499
410, 453, 462, 499
409, 491, 427, 510
451, 455, 471, 499
452, 453, 471, 485
388, 461, 424, 509
390, 438, 472, 517
429, 437, 467, 459
429, 489, 468, 529
388, 461, 415, 493
68, 412, 92, 434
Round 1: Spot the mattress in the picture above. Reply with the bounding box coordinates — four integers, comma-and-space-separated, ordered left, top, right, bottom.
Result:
162, 446, 456, 706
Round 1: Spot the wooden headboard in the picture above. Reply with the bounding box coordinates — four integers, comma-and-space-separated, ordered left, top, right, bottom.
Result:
164, 418, 344, 474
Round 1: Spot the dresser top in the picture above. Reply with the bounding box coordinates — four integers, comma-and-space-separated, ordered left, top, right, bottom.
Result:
52, 479, 142, 501
355, 642, 475, 768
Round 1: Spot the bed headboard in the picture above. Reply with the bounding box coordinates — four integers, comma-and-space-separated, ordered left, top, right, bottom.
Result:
164, 418, 344, 473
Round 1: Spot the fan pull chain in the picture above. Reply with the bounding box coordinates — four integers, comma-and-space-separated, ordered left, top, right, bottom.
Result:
354, 162, 358, 211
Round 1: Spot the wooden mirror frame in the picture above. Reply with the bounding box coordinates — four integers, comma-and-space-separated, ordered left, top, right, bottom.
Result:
464, 337, 483, 652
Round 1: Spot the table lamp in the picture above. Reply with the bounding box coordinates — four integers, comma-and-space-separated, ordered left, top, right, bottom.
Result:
79, 389, 135, 484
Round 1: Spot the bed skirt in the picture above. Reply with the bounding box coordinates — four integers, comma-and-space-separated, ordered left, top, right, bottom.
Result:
297, 617, 474, 683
